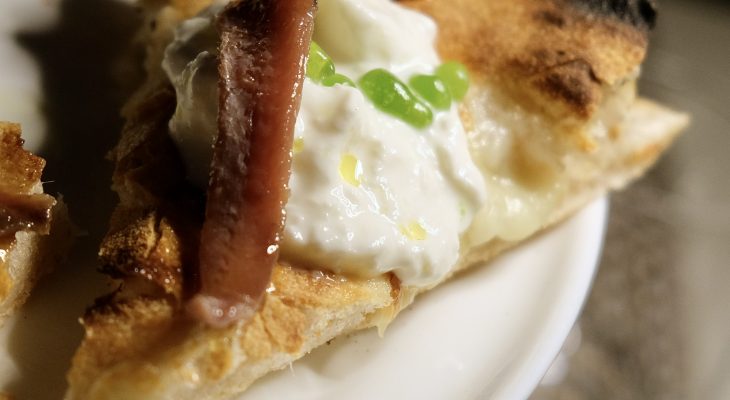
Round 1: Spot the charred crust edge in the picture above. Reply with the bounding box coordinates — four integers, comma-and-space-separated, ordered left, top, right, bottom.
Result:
571, 0, 657, 29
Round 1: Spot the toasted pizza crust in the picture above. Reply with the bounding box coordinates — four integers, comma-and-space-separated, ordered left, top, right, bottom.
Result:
66, 0, 686, 398
402, 0, 651, 123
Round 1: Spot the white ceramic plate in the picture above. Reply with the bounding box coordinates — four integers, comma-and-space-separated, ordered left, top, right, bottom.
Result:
0, 1, 607, 399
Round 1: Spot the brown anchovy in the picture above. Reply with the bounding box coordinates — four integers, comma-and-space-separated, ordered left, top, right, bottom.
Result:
0, 191, 55, 241
187, 0, 316, 328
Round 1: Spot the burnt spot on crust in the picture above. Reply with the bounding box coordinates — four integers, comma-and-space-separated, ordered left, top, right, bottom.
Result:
99, 207, 203, 301
401, 0, 649, 123
507, 45, 604, 119
102, 86, 206, 303
534, 59, 598, 119
571, 0, 657, 29
535, 9, 567, 28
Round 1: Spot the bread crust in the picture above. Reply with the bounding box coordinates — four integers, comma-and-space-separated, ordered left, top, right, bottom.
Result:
0, 200, 73, 324
0, 122, 46, 194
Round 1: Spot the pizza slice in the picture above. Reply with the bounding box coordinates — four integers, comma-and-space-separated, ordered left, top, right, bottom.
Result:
0, 122, 73, 325
66, 0, 687, 398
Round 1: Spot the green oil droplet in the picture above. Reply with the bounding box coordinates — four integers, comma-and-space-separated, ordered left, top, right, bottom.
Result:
435, 62, 470, 100
409, 74, 452, 110
358, 69, 433, 129
307, 42, 335, 83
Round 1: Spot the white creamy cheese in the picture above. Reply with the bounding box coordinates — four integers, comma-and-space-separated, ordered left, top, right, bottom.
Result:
162, 0, 487, 287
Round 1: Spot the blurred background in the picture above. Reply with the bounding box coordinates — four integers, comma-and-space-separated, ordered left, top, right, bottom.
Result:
533, 0, 730, 398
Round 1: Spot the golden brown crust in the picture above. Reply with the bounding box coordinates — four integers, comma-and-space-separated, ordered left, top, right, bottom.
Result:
69, 263, 395, 398
111, 85, 195, 209
0, 122, 46, 194
101, 81, 205, 299
401, 0, 649, 123
99, 211, 187, 298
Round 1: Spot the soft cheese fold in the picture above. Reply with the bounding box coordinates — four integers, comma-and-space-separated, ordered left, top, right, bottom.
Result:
162, 0, 487, 287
